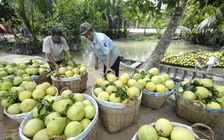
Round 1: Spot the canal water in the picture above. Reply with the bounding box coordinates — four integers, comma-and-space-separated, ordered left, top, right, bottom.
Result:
74, 38, 216, 68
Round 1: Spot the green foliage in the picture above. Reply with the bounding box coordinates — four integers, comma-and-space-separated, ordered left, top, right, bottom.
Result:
39, 0, 107, 46
181, 0, 224, 46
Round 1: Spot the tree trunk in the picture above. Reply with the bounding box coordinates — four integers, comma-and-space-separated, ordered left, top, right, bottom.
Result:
140, 0, 188, 70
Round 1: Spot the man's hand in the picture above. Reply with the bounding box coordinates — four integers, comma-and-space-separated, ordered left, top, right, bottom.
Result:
55, 64, 60, 71
106, 67, 115, 75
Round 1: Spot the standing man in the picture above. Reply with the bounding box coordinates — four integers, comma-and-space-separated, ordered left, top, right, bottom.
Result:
79, 22, 120, 76
42, 27, 71, 70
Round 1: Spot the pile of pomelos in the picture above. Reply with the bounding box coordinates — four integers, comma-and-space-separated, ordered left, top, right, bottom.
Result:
21, 91, 97, 139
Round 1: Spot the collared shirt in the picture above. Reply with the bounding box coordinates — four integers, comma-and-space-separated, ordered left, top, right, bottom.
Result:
87, 32, 120, 66
42, 36, 69, 62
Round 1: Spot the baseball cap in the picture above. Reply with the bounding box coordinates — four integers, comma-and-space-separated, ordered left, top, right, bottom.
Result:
79, 22, 92, 35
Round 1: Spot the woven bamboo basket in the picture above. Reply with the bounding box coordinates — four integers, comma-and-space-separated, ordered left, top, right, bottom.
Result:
51, 72, 88, 93
141, 88, 175, 109
175, 94, 224, 127
131, 122, 215, 140
92, 85, 142, 133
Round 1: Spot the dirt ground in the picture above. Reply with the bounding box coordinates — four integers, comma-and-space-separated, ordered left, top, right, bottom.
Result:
0, 52, 223, 140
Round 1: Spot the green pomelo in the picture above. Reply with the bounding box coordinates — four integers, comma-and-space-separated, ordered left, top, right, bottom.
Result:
19, 91, 32, 101
109, 93, 121, 103
33, 129, 49, 140
98, 91, 110, 101
170, 127, 196, 140
46, 86, 57, 96
164, 80, 175, 90
155, 118, 173, 137
80, 118, 91, 130
84, 105, 96, 119
20, 99, 38, 112
156, 84, 168, 93
206, 102, 221, 109
127, 87, 140, 99
67, 105, 85, 121
64, 121, 83, 138
52, 99, 73, 113
32, 88, 45, 100
44, 112, 61, 126
145, 82, 156, 92
74, 93, 85, 102
46, 117, 67, 136
137, 125, 157, 140
25, 82, 37, 92
195, 86, 212, 99
23, 118, 45, 139
7, 103, 22, 114
183, 91, 197, 100
106, 85, 118, 95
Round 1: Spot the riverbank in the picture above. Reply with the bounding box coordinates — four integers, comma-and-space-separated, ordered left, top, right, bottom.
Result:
0, 53, 224, 140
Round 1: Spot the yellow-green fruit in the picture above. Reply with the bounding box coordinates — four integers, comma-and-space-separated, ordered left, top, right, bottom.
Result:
23, 118, 45, 139
73, 93, 85, 102
127, 87, 140, 99
64, 121, 83, 138
149, 67, 159, 76
156, 84, 168, 93
106, 85, 118, 95
33, 129, 49, 140
195, 86, 212, 99
137, 125, 157, 140
84, 105, 96, 119
151, 76, 162, 85
182, 80, 190, 86
164, 80, 175, 90
67, 105, 85, 121
20, 99, 38, 112
19, 91, 32, 101
7, 103, 22, 114
215, 86, 224, 98
109, 93, 121, 103
52, 99, 73, 113
25, 82, 37, 92
133, 73, 143, 81
80, 118, 91, 130
1, 98, 14, 108
201, 78, 213, 88
183, 91, 197, 100
206, 102, 221, 109
32, 89, 45, 100
46, 117, 67, 136
155, 118, 173, 137
145, 82, 156, 92
44, 112, 61, 126
46, 86, 57, 96
170, 127, 196, 140
13, 76, 23, 86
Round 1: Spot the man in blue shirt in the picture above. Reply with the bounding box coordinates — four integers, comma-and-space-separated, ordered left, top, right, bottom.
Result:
80, 22, 120, 76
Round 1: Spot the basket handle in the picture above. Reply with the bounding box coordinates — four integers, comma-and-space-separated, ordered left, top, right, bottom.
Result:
125, 95, 138, 107
191, 123, 215, 140
190, 100, 205, 109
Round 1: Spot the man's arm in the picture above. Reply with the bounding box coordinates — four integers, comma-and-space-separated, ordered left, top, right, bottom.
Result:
47, 53, 59, 70
95, 54, 99, 70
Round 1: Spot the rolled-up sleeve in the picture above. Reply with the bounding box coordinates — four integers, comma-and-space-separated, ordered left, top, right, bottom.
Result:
42, 38, 50, 53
